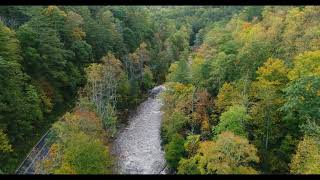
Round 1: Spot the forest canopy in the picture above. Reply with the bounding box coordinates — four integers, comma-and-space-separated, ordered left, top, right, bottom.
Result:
0, 6, 319, 174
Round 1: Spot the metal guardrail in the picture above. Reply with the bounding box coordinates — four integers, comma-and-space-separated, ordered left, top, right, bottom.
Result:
15, 130, 52, 174
158, 164, 167, 174
15, 113, 69, 174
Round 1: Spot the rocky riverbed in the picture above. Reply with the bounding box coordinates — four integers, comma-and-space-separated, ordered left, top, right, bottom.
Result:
111, 85, 167, 174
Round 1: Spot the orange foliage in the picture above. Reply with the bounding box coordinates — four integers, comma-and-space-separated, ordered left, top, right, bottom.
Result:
71, 27, 86, 40
242, 22, 252, 30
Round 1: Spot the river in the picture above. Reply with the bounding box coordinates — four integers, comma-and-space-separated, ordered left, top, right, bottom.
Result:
111, 85, 167, 174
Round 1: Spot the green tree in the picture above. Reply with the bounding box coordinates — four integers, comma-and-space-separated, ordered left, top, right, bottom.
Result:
56, 133, 112, 174
167, 26, 190, 62
282, 51, 320, 134
213, 105, 250, 138
0, 22, 43, 142
166, 59, 191, 84
103, 104, 117, 138
165, 133, 186, 171
184, 134, 200, 157
161, 111, 189, 145
17, 6, 82, 108
142, 65, 155, 91
208, 52, 237, 94
177, 155, 201, 174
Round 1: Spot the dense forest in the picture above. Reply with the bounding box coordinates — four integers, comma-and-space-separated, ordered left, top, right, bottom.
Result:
0, 6, 319, 174
161, 6, 320, 174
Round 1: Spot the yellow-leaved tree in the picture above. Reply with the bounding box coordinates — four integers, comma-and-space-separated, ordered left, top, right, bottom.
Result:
290, 136, 320, 174
178, 131, 259, 174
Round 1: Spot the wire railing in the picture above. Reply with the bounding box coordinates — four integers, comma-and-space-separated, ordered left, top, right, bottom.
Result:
15, 130, 53, 174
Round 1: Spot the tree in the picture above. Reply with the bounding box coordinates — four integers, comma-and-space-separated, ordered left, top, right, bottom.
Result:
177, 155, 201, 174
282, 76, 320, 128
161, 82, 195, 117
208, 52, 236, 94
84, 53, 122, 135
184, 134, 200, 157
55, 133, 112, 174
249, 58, 290, 172
213, 105, 250, 138
64, 11, 85, 43
282, 51, 320, 133
234, 20, 275, 81
0, 21, 45, 173
119, 7, 153, 52
300, 120, 320, 142
4, 5, 320, 175
142, 65, 155, 91
290, 136, 320, 174
70, 40, 93, 65
78, 7, 126, 60
189, 55, 205, 87
0, 21, 22, 63
167, 26, 190, 62
0, 130, 12, 153
215, 83, 242, 113
128, 42, 151, 84
36, 106, 113, 174
16, 6, 82, 108
103, 103, 117, 138
0, 22, 43, 145
38, 132, 112, 174
281, 7, 320, 61
161, 111, 189, 145
0, 6, 32, 29
197, 132, 259, 174
288, 50, 320, 81
166, 59, 191, 84
164, 133, 186, 171
191, 89, 213, 139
